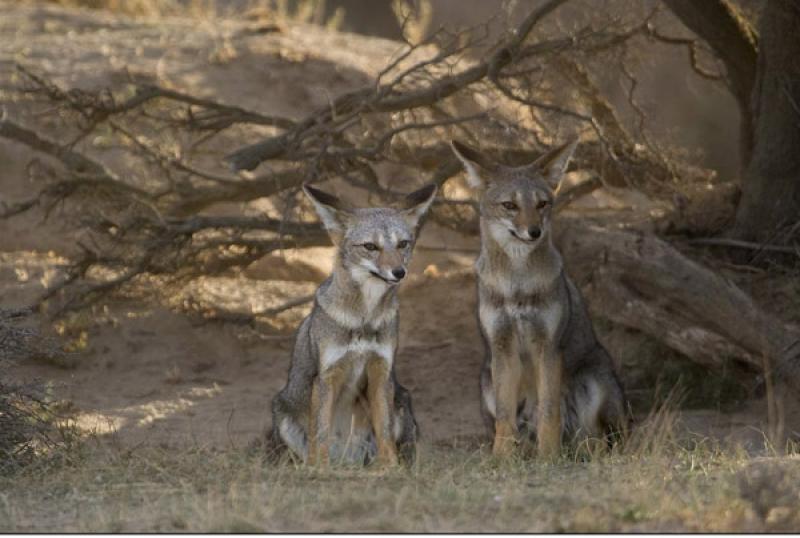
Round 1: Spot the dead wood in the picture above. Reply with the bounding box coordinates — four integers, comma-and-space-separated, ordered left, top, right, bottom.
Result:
556, 220, 800, 394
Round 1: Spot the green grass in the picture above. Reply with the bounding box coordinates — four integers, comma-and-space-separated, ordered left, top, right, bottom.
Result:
2, 437, 798, 532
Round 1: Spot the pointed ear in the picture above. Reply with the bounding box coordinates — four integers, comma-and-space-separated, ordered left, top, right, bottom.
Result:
533, 138, 579, 191
401, 183, 437, 232
450, 140, 497, 189
302, 183, 352, 243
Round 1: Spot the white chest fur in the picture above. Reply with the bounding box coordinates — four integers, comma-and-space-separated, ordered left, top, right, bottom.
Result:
477, 259, 556, 301
361, 277, 389, 315
318, 272, 396, 330
515, 300, 563, 339
320, 336, 395, 372
479, 296, 563, 340
479, 269, 543, 297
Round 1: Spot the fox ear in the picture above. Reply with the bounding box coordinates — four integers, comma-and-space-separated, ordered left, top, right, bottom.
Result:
302, 183, 352, 243
450, 140, 497, 189
532, 138, 579, 191
401, 183, 437, 232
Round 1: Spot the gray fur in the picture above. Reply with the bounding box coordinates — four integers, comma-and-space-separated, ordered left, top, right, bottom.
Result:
270, 183, 436, 465
453, 139, 627, 448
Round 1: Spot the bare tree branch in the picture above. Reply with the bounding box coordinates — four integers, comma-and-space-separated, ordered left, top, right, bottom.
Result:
224, 0, 570, 172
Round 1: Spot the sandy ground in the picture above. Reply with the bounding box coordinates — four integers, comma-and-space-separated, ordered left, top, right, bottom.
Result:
3, 241, 781, 451
6, 268, 489, 447
0, 1, 786, 453
0, 1, 488, 449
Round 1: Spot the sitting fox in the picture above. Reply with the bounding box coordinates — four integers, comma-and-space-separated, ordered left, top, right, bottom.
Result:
271, 182, 437, 467
451, 139, 627, 458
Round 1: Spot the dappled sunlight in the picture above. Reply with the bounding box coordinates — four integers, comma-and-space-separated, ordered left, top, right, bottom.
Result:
69, 412, 127, 436
181, 277, 315, 316
0, 251, 68, 306
178, 276, 316, 329
134, 384, 223, 427
68, 383, 225, 436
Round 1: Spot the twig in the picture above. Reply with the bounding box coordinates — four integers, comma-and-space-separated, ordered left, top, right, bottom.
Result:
260, 294, 315, 317
555, 175, 603, 211
16, 64, 296, 130
0, 114, 119, 181
688, 237, 799, 255
415, 244, 479, 254
402, 340, 455, 353
203, 294, 315, 324
645, 24, 724, 81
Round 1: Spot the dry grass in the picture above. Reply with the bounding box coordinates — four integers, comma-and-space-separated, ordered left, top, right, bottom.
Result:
3, 379, 798, 532
0, 310, 66, 474
1, 433, 798, 532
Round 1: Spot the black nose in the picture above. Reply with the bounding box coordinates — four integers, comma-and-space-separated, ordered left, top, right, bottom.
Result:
391, 267, 406, 280
528, 226, 542, 240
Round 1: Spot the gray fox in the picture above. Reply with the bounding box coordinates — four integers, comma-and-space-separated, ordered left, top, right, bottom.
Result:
451, 139, 627, 458
271, 182, 437, 467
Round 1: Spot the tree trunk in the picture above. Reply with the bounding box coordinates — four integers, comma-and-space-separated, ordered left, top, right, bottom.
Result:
731, 0, 800, 241
662, 0, 758, 165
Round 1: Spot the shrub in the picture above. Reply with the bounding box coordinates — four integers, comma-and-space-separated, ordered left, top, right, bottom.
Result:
0, 309, 62, 474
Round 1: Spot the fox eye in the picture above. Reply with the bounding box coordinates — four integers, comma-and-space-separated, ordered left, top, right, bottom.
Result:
501, 201, 518, 211
362, 242, 380, 251
397, 240, 409, 249
536, 200, 550, 210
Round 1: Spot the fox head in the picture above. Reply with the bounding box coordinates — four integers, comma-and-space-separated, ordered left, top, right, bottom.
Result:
303, 183, 437, 286
450, 139, 577, 249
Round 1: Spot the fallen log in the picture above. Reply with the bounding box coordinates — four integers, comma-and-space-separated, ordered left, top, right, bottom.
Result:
555, 220, 800, 394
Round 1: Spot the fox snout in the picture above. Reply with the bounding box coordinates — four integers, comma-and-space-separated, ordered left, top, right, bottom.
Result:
375, 266, 406, 284
370, 249, 407, 284
508, 209, 547, 243
510, 225, 543, 242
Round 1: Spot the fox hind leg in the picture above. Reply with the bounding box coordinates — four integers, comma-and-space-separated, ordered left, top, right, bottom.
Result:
536, 345, 562, 460
480, 362, 497, 437
277, 415, 308, 462
392, 384, 418, 464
